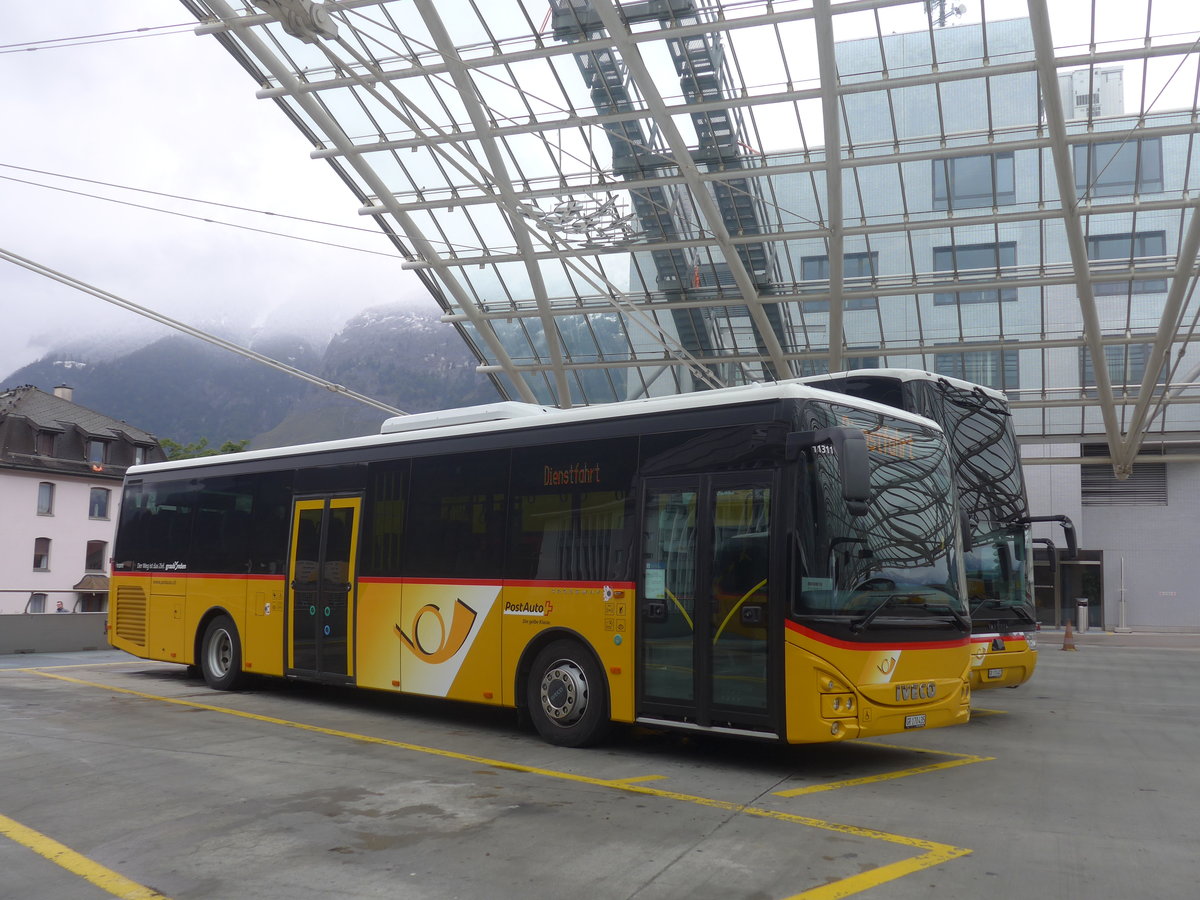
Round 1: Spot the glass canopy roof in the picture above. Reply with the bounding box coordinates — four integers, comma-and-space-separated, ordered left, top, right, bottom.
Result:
183, 0, 1200, 474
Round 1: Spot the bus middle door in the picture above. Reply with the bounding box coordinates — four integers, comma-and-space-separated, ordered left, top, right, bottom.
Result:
637, 474, 774, 734
287, 496, 361, 683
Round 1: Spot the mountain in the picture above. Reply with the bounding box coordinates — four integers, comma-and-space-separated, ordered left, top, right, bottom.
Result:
1, 305, 500, 448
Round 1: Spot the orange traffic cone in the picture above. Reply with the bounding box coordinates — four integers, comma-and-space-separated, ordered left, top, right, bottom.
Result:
1061, 619, 1078, 651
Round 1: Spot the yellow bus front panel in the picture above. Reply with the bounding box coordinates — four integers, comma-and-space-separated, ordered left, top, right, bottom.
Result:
784, 622, 971, 743
968, 633, 1037, 690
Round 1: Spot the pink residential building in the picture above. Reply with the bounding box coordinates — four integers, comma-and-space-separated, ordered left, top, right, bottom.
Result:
0, 385, 165, 614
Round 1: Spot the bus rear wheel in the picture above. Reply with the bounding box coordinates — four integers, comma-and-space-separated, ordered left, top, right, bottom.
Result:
200, 615, 245, 691
526, 639, 609, 747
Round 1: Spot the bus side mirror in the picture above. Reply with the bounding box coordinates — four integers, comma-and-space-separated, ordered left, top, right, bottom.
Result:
1033, 538, 1058, 575
788, 427, 871, 517
1018, 515, 1078, 560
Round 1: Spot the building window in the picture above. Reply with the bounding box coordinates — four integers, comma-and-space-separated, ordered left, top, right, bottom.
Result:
36, 431, 57, 456
87, 440, 108, 466
796, 353, 881, 377
37, 482, 55, 516
134, 446, 147, 466
800, 252, 879, 311
89, 488, 111, 519
932, 152, 1016, 210
933, 242, 1018, 304
934, 348, 1019, 390
1086, 231, 1168, 296
33, 538, 51, 571
1074, 138, 1163, 198
26, 593, 47, 614
1081, 342, 1166, 394
85, 540, 108, 572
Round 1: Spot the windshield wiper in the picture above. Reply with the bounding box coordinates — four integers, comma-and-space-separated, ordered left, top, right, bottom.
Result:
917, 602, 971, 633
973, 599, 1037, 625
852, 595, 970, 633
850, 593, 899, 633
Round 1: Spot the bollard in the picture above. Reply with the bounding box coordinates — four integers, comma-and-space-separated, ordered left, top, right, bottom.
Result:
1075, 598, 1089, 634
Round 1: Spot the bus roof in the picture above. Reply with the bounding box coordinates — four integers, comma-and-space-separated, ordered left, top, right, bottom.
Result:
793, 368, 1009, 403
127, 380, 943, 477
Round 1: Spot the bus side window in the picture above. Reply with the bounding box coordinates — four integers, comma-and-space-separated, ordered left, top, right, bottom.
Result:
250, 472, 293, 576
405, 452, 509, 580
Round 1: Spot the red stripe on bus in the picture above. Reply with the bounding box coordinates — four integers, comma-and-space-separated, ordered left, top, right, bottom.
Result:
357, 577, 635, 590
786, 618, 970, 650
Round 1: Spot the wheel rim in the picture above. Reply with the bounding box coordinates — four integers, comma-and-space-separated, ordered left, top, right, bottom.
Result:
207, 628, 233, 678
539, 659, 588, 726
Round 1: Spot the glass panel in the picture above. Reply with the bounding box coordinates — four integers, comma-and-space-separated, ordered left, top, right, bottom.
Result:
321, 506, 354, 675
933, 242, 1018, 304
291, 507, 323, 672
710, 487, 770, 712
641, 489, 697, 704
38, 482, 54, 515
85, 541, 107, 572
89, 488, 110, 519
33, 538, 50, 571
1087, 231, 1167, 295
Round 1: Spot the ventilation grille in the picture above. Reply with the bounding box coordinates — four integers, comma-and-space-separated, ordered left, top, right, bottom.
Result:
113, 585, 148, 646
1081, 461, 1167, 506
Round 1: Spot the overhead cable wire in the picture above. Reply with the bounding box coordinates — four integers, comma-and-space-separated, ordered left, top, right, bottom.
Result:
0, 245, 407, 417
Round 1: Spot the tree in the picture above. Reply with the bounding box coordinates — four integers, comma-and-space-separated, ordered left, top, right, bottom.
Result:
160, 437, 249, 460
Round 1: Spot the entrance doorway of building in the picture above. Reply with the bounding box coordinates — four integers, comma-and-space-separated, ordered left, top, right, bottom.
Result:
1034, 549, 1103, 628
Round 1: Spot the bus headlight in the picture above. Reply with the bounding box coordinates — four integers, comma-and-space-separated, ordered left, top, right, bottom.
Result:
1026, 632, 1038, 650
821, 693, 857, 718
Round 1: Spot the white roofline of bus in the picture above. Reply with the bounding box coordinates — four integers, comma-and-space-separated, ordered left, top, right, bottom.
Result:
791, 368, 1009, 402
126, 381, 943, 477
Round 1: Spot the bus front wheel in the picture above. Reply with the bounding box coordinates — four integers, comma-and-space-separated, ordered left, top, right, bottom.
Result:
200, 615, 245, 691
526, 639, 609, 747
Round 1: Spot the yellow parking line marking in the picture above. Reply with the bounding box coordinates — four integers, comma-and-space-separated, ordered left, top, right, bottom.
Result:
607, 775, 667, 784
9, 661, 145, 671
774, 742, 993, 797
0, 811, 170, 900
29, 671, 971, 899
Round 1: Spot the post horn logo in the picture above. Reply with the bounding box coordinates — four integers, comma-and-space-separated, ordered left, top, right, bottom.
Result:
877, 655, 898, 675
395, 598, 478, 664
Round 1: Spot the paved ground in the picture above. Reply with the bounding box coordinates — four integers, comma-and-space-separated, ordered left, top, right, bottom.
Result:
1, 633, 1197, 899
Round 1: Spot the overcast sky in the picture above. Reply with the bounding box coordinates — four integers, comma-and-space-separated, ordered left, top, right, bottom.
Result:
0, 1, 430, 377
3, 2, 1196, 379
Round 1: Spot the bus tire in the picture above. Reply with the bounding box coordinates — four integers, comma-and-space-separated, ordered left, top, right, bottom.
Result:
526, 639, 609, 747
200, 615, 245, 691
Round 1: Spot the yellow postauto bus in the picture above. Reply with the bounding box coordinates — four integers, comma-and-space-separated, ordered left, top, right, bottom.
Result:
108, 383, 972, 746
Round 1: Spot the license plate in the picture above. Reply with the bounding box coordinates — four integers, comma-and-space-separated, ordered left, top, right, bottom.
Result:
904, 714, 926, 729
987, 668, 1003, 679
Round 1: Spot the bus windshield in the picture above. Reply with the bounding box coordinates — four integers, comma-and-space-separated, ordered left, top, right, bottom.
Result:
793, 403, 968, 627
965, 521, 1036, 624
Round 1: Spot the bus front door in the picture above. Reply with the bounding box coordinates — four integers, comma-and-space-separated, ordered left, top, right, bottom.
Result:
638, 475, 774, 734
287, 497, 361, 682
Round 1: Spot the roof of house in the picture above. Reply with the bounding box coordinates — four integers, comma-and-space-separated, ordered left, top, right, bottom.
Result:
0, 385, 156, 443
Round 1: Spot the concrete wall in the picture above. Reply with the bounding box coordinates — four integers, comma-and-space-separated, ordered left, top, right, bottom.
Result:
0, 613, 109, 655
1076, 459, 1200, 631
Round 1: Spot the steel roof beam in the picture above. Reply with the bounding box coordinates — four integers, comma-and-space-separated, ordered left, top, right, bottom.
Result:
1113, 207, 1200, 470
1027, 0, 1126, 475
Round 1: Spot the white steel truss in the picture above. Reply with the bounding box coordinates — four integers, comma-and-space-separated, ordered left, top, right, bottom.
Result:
183, 0, 1200, 472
